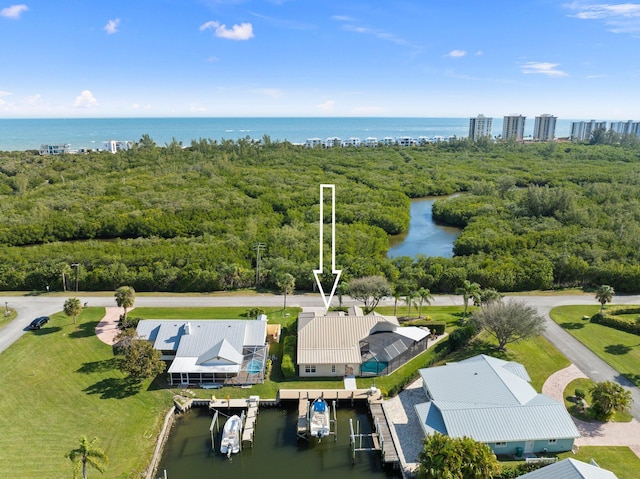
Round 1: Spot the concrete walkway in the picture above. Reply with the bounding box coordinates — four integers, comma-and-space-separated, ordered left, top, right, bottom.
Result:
542, 364, 640, 458
95, 307, 131, 345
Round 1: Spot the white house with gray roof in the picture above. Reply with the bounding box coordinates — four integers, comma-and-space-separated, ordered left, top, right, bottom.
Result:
517, 458, 618, 479
415, 355, 580, 456
297, 308, 429, 377
136, 318, 268, 386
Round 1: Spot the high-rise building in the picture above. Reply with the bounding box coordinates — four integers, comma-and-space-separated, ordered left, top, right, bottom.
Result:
468, 114, 493, 141
570, 120, 607, 141
533, 114, 557, 141
502, 115, 526, 141
610, 120, 634, 135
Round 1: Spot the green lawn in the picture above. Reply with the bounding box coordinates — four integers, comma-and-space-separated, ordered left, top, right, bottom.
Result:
0, 307, 173, 478
550, 305, 640, 387
558, 446, 640, 479
377, 305, 468, 332
0, 309, 16, 329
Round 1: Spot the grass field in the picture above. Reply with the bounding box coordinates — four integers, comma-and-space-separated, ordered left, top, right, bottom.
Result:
0, 307, 173, 478
550, 305, 640, 387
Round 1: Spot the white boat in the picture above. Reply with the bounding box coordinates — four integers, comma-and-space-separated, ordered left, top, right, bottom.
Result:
309, 398, 330, 440
220, 414, 242, 457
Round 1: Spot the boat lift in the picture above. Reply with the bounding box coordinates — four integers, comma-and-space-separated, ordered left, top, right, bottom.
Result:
297, 398, 337, 441
209, 409, 246, 455
349, 417, 382, 464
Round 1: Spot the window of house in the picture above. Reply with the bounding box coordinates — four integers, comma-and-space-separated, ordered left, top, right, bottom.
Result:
494, 442, 507, 447
331, 365, 336, 373
305, 365, 317, 374
548, 439, 557, 444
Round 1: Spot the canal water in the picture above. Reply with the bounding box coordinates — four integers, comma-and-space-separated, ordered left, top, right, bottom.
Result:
387, 196, 461, 258
157, 404, 401, 479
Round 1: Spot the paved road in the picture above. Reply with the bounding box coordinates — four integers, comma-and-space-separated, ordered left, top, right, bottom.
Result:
2, 291, 640, 420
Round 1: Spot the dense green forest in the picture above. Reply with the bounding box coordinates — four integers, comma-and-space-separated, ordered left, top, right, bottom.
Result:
1, 136, 640, 293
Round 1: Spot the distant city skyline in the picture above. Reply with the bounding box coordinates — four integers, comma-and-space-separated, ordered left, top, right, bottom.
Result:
1, 1, 640, 119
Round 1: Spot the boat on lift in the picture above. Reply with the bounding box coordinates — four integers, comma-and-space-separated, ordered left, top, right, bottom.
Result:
309, 398, 330, 441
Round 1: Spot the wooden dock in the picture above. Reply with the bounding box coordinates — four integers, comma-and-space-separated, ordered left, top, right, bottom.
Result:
278, 388, 377, 402
296, 399, 309, 439
368, 401, 399, 466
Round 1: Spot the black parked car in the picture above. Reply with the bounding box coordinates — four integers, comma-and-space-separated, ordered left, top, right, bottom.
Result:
28, 316, 50, 330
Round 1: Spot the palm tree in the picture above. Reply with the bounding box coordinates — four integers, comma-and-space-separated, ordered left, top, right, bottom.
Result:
63, 297, 83, 324
455, 280, 481, 321
403, 290, 417, 320
416, 288, 433, 318
595, 284, 615, 313
114, 286, 136, 320
67, 436, 108, 479
590, 381, 633, 421
276, 273, 295, 313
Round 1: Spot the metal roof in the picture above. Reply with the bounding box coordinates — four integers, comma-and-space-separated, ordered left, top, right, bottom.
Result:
420, 355, 537, 406
517, 458, 618, 479
416, 354, 580, 443
137, 319, 267, 366
297, 313, 400, 365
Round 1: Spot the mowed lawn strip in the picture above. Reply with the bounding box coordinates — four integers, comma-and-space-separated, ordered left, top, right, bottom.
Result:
0, 308, 173, 478
550, 305, 640, 387
558, 446, 640, 479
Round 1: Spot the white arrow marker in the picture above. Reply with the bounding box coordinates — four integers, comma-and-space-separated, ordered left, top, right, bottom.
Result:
313, 184, 342, 312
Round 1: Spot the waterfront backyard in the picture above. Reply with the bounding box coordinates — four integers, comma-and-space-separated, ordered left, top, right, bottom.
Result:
2, 303, 640, 477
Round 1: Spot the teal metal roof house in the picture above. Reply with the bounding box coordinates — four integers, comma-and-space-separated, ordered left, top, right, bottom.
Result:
415, 355, 580, 456
517, 458, 618, 479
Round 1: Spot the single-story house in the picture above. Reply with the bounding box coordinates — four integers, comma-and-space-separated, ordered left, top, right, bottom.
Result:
517, 458, 618, 479
136, 317, 268, 386
297, 307, 429, 377
415, 354, 580, 456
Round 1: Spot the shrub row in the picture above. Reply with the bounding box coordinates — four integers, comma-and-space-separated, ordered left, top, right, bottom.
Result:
281, 335, 297, 379
590, 312, 640, 336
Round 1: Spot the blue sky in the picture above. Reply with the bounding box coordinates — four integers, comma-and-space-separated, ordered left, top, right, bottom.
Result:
1, 0, 639, 119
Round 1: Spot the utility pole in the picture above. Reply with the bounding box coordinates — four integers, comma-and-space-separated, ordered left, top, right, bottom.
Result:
71, 263, 80, 292
253, 242, 266, 288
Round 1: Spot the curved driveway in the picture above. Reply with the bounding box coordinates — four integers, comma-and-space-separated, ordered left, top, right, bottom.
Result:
2, 291, 640, 419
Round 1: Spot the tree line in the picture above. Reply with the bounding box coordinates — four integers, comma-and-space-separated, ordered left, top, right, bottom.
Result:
1, 137, 640, 293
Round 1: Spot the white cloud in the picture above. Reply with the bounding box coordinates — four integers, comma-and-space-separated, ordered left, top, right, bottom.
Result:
104, 18, 120, 34
566, 2, 640, 35
317, 100, 335, 112
521, 62, 568, 77
0, 90, 11, 97
1, 4, 28, 19
25, 93, 41, 104
132, 103, 152, 110
73, 90, 100, 108
448, 50, 467, 57
200, 20, 254, 40
253, 88, 283, 98
332, 15, 353, 22
206, 55, 220, 62
475, 50, 484, 56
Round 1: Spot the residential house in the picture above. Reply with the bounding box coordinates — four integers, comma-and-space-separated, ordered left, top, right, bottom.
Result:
297, 307, 429, 377
102, 140, 133, 153
39, 143, 72, 155
415, 354, 580, 456
136, 317, 268, 386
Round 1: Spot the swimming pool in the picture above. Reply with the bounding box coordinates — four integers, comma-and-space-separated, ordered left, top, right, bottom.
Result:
246, 359, 264, 375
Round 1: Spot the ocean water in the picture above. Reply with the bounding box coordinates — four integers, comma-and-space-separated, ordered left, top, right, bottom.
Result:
0, 117, 577, 152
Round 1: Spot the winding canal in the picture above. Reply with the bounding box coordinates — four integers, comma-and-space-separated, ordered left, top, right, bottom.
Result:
156, 404, 399, 479
387, 196, 461, 258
